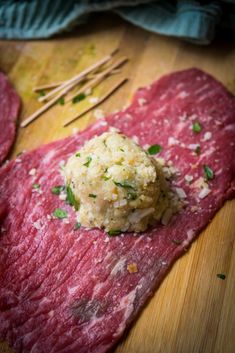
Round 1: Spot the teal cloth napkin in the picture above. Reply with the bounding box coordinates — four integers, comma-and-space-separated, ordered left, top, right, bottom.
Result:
0, 0, 234, 44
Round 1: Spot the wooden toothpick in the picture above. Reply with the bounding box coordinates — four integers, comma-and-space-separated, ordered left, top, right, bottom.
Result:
38, 48, 118, 103
63, 77, 128, 127
65, 57, 128, 103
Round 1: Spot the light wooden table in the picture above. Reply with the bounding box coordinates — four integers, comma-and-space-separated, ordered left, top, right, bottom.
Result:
0, 14, 234, 353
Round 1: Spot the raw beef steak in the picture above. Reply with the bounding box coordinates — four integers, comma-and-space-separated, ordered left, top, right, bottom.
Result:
0, 68, 234, 353
0, 72, 21, 164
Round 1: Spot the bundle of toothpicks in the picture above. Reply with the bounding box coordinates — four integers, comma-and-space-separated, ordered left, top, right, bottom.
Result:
21, 49, 128, 128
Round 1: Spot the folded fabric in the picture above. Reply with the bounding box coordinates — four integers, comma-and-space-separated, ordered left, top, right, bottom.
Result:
0, 0, 234, 44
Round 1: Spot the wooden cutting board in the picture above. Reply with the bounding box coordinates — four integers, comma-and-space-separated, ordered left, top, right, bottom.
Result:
0, 14, 234, 353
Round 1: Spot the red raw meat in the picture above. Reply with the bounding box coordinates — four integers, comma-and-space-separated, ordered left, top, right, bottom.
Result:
0, 68, 234, 353
0, 72, 21, 164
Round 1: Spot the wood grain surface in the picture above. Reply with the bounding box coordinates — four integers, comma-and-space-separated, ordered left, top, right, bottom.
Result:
0, 14, 235, 353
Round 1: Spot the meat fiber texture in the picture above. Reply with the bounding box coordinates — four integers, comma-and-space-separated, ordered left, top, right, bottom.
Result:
0, 68, 234, 353
0, 72, 21, 164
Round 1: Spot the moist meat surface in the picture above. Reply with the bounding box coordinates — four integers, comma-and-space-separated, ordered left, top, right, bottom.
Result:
0, 68, 234, 353
0, 72, 20, 164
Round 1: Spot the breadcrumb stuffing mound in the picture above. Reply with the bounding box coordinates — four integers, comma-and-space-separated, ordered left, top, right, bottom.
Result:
64, 131, 182, 233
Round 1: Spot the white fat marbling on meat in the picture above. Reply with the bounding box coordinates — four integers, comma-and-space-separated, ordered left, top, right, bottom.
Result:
91, 282, 105, 299
68, 285, 80, 295
153, 106, 166, 116
215, 168, 223, 176
43, 150, 56, 165
174, 121, 186, 136
159, 93, 167, 100
168, 137, 179, 146
182, 229, 195, 248
123, 113, 133, 121
113, 288, 138, 337
197, 146, 215, 162
91, 119, 108, 130
138, 98, 146, 106
194, 83, 210, 95
33, 220, 42, 230
110, 257, 127, 276
177, 91, 189, 99
198, 87, 219, 103
179, 112, 187, 121
189, 113, 198, 121
176, 83, 184, 89
224, 123, 235, 132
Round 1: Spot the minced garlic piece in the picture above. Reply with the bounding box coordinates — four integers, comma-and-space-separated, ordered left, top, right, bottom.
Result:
127, 263, 138, 273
